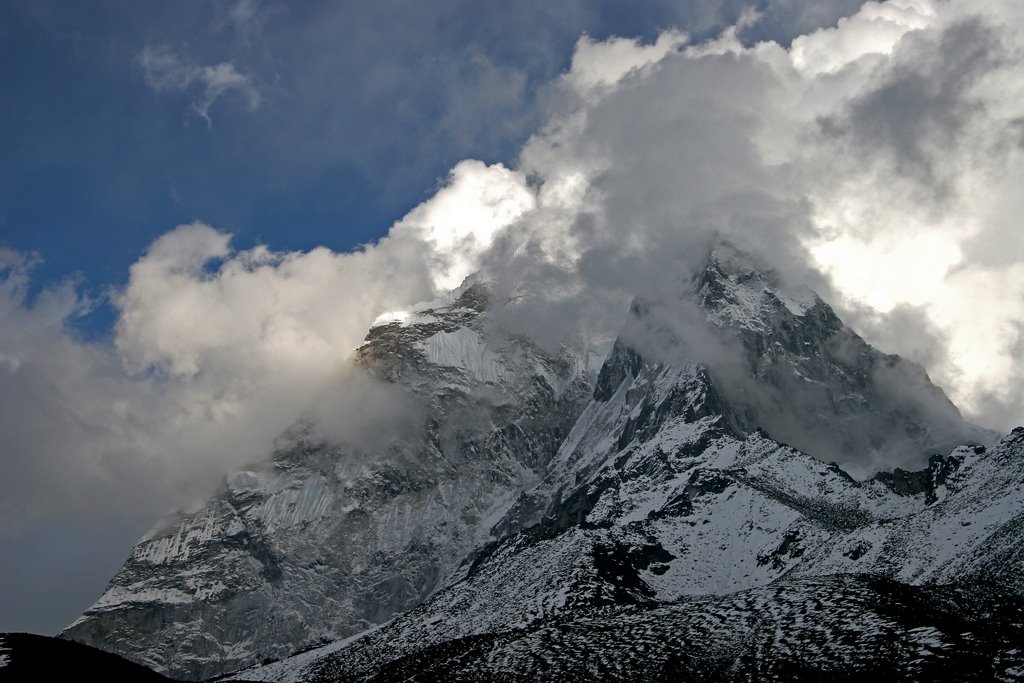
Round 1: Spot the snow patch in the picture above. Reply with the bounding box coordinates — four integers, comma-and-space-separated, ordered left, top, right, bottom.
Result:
371, 310, 411, 326
775, 285, 818, 316
421, 328, 509, 383
94, 585, 195, 608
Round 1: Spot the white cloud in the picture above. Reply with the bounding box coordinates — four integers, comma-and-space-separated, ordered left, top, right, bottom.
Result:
0, 153, 547, 535
138, 45, 260, 125
783, 1, 1024, 423
115, 223, 425, 377
390, 160, 536, 291
789, 0, 935, 76
565, 31, 688, 95
0, 253, 162, 534
109, 218, 444, 470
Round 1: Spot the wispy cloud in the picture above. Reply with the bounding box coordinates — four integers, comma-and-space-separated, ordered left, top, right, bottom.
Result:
137, 45, 260, 125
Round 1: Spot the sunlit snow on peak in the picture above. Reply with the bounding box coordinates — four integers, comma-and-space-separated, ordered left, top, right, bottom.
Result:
371, 310, 411, 327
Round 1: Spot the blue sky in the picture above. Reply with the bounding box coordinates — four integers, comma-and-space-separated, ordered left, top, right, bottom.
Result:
1, 0, 845, 339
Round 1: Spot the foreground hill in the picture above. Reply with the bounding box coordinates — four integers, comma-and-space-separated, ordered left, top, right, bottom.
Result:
0, 632, 176, 682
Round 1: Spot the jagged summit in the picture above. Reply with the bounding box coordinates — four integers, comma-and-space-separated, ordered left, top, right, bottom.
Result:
698, 241, 823, 324
355, 282, 499, 384
61, 248, 1023, 681
618, 242, 989, 476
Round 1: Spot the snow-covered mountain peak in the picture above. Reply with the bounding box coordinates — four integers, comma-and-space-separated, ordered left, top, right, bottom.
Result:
60, 249, 1021, 682
369, 279, 490, 330
238, 332, 1024, 682
604, 246, 987, 476
696, 242, 821, 328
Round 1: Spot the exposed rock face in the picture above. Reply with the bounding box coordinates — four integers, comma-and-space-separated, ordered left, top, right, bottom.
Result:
239, 418, 1024, 680
61, 283, 594, 680
66, 249, 1024, 681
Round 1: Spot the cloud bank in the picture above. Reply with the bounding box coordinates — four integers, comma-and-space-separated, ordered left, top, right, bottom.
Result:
474, 0, 1024, 433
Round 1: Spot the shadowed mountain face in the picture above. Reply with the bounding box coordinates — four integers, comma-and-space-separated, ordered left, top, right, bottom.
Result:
63, 249, 1022, 681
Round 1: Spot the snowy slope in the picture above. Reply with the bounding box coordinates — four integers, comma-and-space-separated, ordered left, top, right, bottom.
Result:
292, 576, 1024, 682
249, 392, 1022, 681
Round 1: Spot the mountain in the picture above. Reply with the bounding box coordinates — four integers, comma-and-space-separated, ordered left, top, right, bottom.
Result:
63, 246, 1023, 681
61, 282, 594, 680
